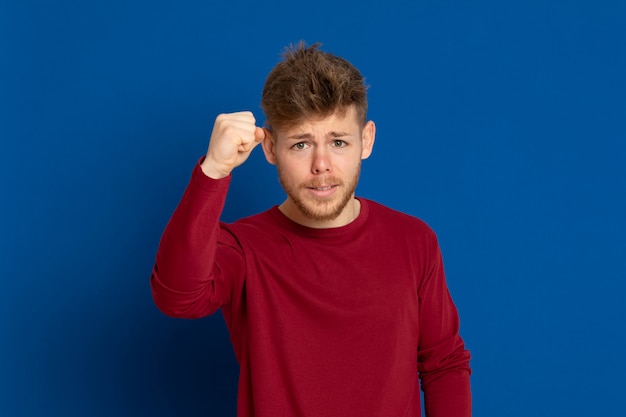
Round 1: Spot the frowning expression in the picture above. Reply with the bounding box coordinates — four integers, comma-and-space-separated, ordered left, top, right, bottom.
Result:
262, 106, 375, 228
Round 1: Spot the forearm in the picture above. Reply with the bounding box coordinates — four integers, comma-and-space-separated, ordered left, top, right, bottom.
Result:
421, 356, 472, 417
150, 160, 232, 318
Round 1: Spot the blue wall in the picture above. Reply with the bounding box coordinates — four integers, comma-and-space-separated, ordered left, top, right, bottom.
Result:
2, 1, 625, 416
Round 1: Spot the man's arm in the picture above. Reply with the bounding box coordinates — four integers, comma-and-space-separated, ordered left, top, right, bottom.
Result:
150, 112, 265, 318
418, 233, 472, 417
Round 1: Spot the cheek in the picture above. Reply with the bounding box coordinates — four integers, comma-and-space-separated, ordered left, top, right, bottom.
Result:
277, 158, 305, 180
278, 151, 311, 169
337, 155, 362, 172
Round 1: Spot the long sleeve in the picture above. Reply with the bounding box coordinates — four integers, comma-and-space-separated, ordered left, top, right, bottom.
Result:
150, 160, 245, 319
418, 233, 472, 417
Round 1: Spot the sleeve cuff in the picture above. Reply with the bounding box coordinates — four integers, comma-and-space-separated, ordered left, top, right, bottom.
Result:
192, 156, 232, 191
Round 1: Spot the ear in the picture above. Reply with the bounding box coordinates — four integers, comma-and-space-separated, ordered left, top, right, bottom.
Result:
261, 127, 277, 165
360, 120, 376, 160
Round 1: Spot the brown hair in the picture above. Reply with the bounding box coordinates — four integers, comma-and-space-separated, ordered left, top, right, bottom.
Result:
261, 42, 368, 131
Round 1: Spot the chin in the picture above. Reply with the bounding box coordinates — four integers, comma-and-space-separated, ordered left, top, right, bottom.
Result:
296, 196, 351, 222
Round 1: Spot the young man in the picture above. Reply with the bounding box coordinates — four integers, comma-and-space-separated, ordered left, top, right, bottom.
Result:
151, 42, 471, 417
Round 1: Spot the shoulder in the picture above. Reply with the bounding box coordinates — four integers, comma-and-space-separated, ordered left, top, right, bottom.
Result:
221, 208, 281, 238
361, 199, 443, 265
363, 199, 437, 237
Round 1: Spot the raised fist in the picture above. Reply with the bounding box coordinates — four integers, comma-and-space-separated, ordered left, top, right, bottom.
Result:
200, 111, 266, 179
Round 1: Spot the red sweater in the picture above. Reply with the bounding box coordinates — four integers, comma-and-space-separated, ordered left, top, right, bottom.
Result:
151, 162, 472, 417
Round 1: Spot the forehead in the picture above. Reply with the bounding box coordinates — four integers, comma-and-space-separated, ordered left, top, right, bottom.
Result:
276, 106, 361, 137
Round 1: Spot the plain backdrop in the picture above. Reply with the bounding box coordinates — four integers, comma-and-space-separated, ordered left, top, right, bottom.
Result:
1, 0, 625, 416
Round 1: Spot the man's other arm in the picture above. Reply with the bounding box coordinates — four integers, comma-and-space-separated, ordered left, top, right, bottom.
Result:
418, 232, 472, 417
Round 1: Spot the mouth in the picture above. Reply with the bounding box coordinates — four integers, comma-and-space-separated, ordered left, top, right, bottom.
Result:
306, 184, 338, 198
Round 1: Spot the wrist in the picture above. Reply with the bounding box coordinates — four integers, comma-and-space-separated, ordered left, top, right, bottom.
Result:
200, 158, 231, 179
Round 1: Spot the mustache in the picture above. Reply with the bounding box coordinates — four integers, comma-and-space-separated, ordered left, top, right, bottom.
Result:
303, 177, 342, 188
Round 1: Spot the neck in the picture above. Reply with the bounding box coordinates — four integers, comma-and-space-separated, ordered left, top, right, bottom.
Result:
278, 197, 361, 229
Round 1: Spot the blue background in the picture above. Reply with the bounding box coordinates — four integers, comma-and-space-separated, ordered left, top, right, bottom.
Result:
1, 0, 625, 416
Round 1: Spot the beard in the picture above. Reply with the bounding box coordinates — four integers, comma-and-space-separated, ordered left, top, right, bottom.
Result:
277, 163, 361, 222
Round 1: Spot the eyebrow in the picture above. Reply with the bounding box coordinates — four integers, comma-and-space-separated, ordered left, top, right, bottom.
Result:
286, 131, 351, 140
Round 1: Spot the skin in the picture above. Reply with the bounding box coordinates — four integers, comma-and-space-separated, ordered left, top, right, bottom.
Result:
201, 106, 376, 229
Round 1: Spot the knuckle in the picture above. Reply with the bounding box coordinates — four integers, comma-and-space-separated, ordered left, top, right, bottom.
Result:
222, 125, 237, 137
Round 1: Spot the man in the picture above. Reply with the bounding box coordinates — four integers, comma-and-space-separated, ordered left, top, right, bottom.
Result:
151, 42, 471, 417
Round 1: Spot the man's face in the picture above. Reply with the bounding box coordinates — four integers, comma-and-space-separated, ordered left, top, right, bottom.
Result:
262, 106, 375, 228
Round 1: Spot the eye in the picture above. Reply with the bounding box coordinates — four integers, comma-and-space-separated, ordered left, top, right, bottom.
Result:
292, 142, 308, 150
332, 140, 347, 148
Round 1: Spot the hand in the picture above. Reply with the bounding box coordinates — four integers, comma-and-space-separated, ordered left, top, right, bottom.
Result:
200, 111, 266, 179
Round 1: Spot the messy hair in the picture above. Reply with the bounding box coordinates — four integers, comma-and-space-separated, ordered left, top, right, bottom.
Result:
261, 41, 368, 131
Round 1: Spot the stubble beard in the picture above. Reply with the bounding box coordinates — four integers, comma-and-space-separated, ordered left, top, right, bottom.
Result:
278, 164, 361, 222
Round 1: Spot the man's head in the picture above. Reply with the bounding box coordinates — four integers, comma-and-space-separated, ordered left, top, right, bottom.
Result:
260, 43, 375, 228
261, 42, 368, 132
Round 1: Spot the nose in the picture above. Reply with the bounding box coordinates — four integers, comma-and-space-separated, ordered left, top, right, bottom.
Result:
311, 147, 331, 174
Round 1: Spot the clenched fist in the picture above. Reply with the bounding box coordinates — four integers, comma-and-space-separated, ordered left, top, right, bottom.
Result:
200, 111, 266, 179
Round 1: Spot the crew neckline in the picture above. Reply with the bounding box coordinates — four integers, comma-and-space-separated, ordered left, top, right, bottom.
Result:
268, 197, 369, 239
